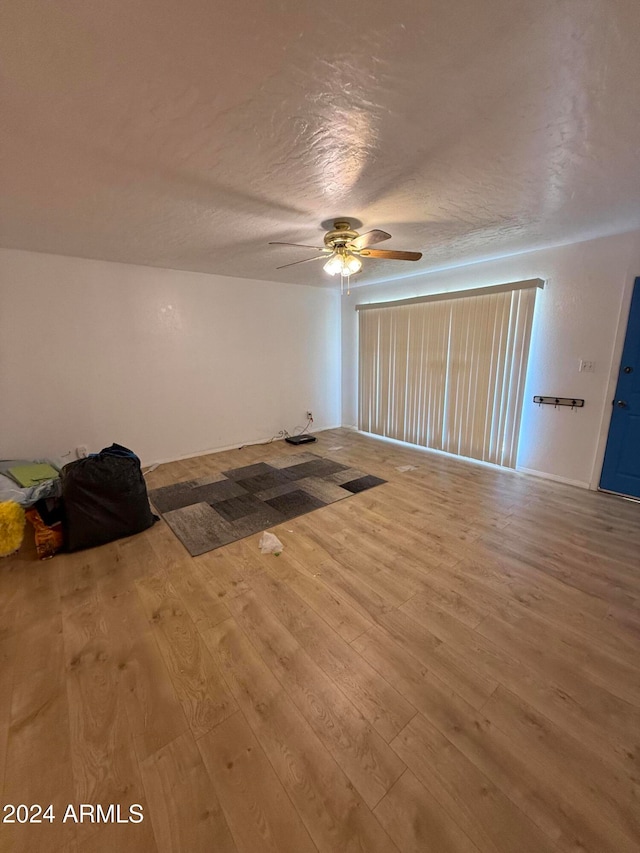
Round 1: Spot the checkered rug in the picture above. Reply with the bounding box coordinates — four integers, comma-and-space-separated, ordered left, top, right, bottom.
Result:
148, 452, 386, 556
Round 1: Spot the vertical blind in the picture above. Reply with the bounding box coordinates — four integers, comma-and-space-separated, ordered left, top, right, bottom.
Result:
357, 281, 541, 468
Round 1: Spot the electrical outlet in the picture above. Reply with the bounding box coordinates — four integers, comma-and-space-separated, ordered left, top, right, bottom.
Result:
579, 360, 595, 373
306, 410, 313, 421
76, 445, 88, 459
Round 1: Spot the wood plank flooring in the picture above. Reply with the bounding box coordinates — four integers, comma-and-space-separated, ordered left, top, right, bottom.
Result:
1, 427, 639, 852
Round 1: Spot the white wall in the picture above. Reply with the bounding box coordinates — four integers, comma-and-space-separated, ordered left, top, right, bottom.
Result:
341, 231, 640, 488
0, 249, 341, 465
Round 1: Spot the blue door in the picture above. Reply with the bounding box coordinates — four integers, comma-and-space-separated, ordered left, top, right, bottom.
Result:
600, 277, 640, 499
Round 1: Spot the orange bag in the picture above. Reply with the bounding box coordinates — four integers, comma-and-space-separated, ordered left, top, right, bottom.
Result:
25, 508, 64, 560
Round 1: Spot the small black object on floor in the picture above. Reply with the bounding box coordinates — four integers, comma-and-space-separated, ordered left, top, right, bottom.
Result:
285, 434, 317, 445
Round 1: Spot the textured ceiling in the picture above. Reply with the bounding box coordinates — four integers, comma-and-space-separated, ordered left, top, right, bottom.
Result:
2, 0, 640, 288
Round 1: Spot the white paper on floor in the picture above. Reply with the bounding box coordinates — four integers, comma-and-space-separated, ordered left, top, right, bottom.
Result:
258, 531, 284, 555
395, 464, 418, 472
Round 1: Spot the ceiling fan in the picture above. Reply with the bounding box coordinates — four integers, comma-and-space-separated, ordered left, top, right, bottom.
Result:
269, 220, 422, 293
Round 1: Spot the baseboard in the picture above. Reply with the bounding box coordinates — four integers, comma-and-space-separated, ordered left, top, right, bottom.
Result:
148, 439, 274, 468
147, 432, 593, 491
145, 424, 343, 469
351, 429, 523, 474
516, 466, 590, 489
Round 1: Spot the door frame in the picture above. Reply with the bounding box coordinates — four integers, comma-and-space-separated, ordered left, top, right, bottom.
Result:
590, 274, 640, 490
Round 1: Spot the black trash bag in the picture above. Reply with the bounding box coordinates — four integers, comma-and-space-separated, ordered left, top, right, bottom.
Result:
61, 444, 156, 551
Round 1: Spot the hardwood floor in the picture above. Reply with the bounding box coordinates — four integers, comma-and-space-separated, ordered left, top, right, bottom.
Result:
1, 427, 639, 852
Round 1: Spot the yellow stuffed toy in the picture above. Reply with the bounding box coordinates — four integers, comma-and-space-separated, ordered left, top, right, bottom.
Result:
0, 500, 26, 557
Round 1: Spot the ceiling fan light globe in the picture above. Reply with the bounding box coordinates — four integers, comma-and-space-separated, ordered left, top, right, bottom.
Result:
323, 254, 343, 276
345, 254, 362, 274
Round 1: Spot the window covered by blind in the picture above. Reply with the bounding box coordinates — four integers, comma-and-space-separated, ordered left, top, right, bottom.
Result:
358, 281, 540, 468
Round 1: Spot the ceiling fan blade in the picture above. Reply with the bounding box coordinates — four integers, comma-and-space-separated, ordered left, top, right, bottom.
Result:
276, 255, 326, 270
360, 248, 423, 261
350, 229, 392, 250
269, 241, 326, 250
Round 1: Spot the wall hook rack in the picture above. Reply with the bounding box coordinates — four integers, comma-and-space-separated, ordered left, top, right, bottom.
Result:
533, 396, 584, 409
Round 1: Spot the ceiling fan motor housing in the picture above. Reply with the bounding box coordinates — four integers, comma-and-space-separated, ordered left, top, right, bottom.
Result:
324, 220, 359, 249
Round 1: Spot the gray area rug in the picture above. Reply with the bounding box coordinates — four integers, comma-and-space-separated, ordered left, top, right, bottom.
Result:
148, 452, 386, 556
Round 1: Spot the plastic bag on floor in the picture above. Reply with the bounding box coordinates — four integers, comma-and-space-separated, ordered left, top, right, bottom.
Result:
258, 531, 284, 555
61, 444, 156, 551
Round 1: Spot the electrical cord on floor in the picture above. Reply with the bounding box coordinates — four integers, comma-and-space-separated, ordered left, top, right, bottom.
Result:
292, 417, 313, 436
142, 419, 315, 466
238, 429, 288, 450
237, 417, 313, 450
